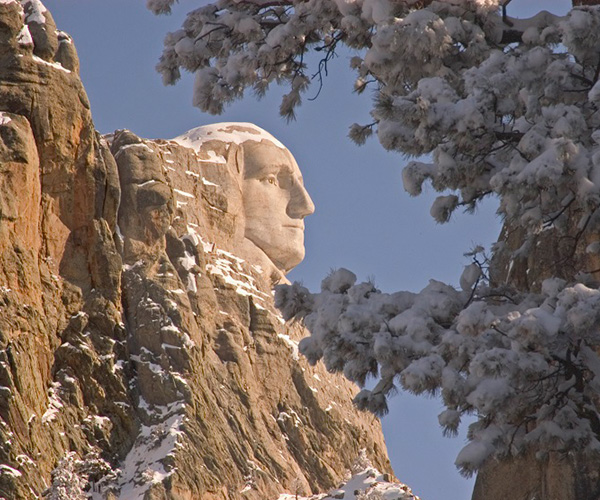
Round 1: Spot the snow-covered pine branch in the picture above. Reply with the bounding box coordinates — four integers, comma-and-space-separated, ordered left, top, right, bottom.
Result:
275, 267, 600, 475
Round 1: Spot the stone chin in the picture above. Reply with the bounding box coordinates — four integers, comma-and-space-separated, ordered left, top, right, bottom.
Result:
244, 230, 306, 275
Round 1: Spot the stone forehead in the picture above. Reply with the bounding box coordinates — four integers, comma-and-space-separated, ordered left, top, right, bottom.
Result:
172, 122, 286, 152
241, 140, 299, 179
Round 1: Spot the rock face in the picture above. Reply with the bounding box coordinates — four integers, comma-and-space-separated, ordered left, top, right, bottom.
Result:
0, 3, 393, 499
472, 207, 600, 500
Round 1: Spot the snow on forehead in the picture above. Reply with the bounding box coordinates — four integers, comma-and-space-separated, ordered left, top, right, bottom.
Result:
172, 122, 286, 152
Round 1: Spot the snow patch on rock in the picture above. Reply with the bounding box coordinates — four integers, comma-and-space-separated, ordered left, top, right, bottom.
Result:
278, 454, 419, 500
172, 122, 286, 152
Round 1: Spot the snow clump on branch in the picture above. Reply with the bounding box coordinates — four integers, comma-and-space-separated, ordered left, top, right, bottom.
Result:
275, 268, 600, 475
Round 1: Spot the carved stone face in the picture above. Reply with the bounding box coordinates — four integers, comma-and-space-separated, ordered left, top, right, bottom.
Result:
241, 140, 315, 273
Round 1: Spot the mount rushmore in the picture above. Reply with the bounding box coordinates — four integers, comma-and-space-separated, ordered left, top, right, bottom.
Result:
0, 2, 415, 498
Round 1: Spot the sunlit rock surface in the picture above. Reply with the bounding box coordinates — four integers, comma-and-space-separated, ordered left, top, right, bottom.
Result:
0, 3, 393, 499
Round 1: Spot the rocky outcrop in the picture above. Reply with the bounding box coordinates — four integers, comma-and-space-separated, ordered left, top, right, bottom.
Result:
472, 449, 600, 500
0, 1, 125, 498
473, 207, 600, 499
107, 127, 392, 499
0, 2, 393, 499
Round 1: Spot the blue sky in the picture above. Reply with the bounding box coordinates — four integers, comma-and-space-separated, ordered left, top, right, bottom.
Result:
43, 1, 571, 499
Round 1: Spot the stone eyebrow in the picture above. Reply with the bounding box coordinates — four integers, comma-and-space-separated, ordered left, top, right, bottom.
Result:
244, 157, 299, 180
252, 163, 292, 177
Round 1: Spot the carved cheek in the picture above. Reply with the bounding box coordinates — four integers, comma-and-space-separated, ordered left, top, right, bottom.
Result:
246, 180, 286, 212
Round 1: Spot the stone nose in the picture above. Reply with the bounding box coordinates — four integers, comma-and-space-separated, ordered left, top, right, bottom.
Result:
287, 182, 315, 219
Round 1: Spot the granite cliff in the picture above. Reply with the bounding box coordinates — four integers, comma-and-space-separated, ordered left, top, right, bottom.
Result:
0, 2, 409, 499
470, 212, 600, 499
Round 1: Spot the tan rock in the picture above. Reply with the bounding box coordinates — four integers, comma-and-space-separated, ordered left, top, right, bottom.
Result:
0, 3, 130, 498
472, 449, 600, 500
110, 127, 392, 499
473, 203, 600, 499
0, 3, 393, 499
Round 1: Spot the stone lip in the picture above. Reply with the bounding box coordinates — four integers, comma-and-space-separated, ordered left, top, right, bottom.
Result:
280, 456, 419, 500
0, 3, 393, 499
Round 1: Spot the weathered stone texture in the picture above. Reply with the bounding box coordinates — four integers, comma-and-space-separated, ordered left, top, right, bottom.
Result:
109, 129, 391, 499
0, 3, 392, 499
0, 2, 129, 499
